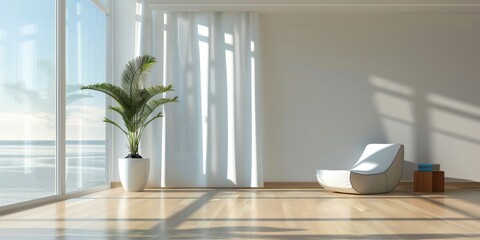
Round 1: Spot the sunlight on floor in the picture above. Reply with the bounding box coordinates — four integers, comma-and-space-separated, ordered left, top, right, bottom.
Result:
0, 187, 479, 239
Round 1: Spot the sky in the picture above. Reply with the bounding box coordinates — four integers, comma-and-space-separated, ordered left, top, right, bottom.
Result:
0, 0, 107, 141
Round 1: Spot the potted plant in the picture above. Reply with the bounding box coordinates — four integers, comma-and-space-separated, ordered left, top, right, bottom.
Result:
81, 55, 177, 192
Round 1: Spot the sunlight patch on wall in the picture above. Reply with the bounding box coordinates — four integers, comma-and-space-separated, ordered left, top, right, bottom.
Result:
373, 92, 415, 123
370, 76, 416, 164
379, 117, 415, 162
427, 93, 480, 181
369, 75, 414, 97
429, 108, 480, 142
427, 93, 480, 118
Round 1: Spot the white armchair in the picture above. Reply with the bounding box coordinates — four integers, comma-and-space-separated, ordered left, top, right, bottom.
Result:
316, 144, 404, 194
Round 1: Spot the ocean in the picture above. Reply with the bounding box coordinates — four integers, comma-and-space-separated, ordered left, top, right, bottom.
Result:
0, 140, 107, 207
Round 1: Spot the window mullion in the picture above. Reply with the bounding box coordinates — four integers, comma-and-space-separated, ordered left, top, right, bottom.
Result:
90, 0, 110, 15
56, 0, 66, 197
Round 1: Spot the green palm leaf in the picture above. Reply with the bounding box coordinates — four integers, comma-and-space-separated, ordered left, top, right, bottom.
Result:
104, 117, 127, 135
141, 97, 178, 123
81, 83, 130, 108
143, 111, 163, 129
81, 55, 178, 156
121, 55, 156, 97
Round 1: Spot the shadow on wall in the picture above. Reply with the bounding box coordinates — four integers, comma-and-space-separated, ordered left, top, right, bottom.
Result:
370, 76, 480, 182
403, 161, 416, 181
261, 13, 480, 182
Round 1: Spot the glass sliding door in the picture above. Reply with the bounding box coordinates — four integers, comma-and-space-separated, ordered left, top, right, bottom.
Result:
0, 0, 57, 207
0, 0, 109, 210
65, 0, 108, 192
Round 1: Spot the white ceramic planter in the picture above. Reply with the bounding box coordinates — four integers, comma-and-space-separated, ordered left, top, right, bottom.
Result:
118, 158, 150, 192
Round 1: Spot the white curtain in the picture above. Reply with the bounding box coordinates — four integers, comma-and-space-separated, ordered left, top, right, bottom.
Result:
138, 10, 263, 187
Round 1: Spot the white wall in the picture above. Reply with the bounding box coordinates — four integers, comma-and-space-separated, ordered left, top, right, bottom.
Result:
260, 12, 480, 182
111, 2, 480, 183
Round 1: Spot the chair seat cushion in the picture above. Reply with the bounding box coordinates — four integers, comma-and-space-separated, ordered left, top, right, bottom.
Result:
316, 170, 358, 194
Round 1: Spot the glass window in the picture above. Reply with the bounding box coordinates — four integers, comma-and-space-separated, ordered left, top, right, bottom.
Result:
99, 0, 108, 6
0, 0, 56, 206
66, 0, 108, 192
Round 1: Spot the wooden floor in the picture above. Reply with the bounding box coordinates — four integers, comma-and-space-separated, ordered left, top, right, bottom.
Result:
0, 186, 479, 239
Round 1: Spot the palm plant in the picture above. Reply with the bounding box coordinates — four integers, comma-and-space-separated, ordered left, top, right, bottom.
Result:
81, 55, 177, 158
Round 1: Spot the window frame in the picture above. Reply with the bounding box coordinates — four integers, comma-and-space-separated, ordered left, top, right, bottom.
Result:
0, 0, 111, 215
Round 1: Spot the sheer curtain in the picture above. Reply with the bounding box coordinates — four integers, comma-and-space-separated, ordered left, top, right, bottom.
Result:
138, 10, 263, 187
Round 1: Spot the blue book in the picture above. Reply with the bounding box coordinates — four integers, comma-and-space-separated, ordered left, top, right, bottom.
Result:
418, 164, 439, 168
418, 164, 440, 171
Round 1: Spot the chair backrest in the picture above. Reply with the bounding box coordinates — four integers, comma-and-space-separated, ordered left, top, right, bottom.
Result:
351, 144, 402, 174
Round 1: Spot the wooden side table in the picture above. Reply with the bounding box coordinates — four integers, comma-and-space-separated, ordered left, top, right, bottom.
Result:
414, 171, 444, 192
